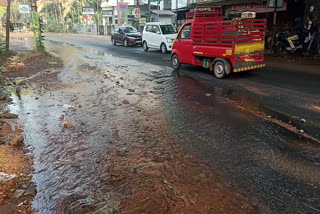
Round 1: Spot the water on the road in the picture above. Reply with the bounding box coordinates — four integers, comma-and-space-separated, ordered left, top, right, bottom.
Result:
9, 40, 320, 213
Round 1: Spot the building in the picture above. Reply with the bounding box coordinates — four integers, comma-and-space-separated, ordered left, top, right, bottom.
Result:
146, 10, 176, 23
184, 0, 310, 32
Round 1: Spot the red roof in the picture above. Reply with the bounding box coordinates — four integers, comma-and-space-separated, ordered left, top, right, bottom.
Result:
0, 0, 8, 7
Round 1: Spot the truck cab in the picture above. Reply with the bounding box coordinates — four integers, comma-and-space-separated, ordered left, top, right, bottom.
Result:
171, 6, 266, 79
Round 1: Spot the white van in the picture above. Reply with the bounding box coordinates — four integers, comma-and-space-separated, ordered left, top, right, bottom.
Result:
142, 22, 178, 54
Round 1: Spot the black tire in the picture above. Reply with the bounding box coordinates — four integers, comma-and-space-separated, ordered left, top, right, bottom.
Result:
112, 38, 116, 46
124, 39, 128, 47
161, 43, 167, 54
143, 41, 149, 51
272, 44, 282, 57
213, 61, 226, 79
171, 54, 181, 70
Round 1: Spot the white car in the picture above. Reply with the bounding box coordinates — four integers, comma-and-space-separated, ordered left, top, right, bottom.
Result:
142, 22, 178, 54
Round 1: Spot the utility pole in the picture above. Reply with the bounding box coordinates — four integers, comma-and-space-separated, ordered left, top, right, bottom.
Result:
273, 0, 278, 33
5, 0, 10, 50
147, 0, 150, 22
117, 0, 120, 25
272, 0, 278, 48
175, 0, 178, 27
157, 0, 159, 22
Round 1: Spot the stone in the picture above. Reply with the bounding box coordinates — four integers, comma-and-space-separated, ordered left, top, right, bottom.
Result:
0, 91, 7, 100
128, 89, 135, 92
64, 123, 73, 128
301, 118, 306, 123
267, 115, 272, 118
299, 129, 304, 133
12, 189, 25, 198
0, 113, 18, 119
123, 100, 130, 105
59, 115, 64, 121
130, 168, 137, 174
10, 135, 24, 146
0, 172, 17, 182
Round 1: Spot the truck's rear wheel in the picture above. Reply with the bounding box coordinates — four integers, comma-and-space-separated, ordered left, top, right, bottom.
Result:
172, 54, 181, 70
213, 61, 226, 79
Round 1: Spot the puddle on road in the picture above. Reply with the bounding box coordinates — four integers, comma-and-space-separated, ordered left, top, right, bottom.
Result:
7, 40, 320, 213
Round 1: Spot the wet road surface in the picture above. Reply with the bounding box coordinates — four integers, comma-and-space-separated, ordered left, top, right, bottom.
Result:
8, 36, 320, 213
44, 33, 320, 140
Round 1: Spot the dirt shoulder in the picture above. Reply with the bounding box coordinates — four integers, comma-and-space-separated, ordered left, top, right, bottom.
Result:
0, 48, 63, 214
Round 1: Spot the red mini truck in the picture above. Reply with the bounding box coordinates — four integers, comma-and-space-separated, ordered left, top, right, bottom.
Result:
171, 7, 266, 78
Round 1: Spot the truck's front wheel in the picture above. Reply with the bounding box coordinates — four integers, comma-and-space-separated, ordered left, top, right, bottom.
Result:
213, 61, 226, 79
172, 54, 181, 70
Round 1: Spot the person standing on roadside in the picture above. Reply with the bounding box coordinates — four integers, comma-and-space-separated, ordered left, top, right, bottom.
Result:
304, 14, 313, 43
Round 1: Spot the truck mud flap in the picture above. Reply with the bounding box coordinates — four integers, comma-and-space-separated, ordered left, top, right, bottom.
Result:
233, 61, 265, 72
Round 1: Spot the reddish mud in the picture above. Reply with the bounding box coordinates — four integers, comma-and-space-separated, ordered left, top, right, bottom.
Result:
0, 49, 63, 214
105, 111, 259, 213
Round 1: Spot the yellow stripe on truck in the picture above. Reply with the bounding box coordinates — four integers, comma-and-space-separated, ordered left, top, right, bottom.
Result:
235, 42, 265, 55
234, 64, 265, 72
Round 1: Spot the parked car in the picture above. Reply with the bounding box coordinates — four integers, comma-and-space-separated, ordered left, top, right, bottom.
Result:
142, 22, 178, 53
111, 26, 142, 47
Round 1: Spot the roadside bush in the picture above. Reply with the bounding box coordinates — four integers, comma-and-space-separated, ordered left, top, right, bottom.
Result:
45, 19, 63, 33
0, 34, 15, 75
65, 21, 77, 33
0, 34, 7, 61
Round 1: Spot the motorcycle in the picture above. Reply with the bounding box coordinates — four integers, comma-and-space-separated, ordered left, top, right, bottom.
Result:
272, 25, 319, 56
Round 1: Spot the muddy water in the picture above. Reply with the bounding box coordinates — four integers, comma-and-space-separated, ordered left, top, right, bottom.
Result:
9, 40, 320, 213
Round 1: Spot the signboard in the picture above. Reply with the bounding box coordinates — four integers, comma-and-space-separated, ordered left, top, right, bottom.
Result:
139, 17, 146, 24
119, 3, 128, 25
101, 0, 134, 7
102, 9, 113, 16
241, 11, 256, 18
134, 8, 140, 20
82, 7, 95, 15
267, 0, 284, 8
227, 2, 287, 14
0, 0, 8, 7
19, 5, 30, 14
128, 6, 135, 15
101, 0, 117, 7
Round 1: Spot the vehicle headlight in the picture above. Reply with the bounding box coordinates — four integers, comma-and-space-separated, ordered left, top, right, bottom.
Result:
166, 37, 174, 43
127, 36, 136, 40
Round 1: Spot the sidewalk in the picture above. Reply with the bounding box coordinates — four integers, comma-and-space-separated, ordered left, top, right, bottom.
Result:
45, 32, 111, 41
265, 55, 320, 75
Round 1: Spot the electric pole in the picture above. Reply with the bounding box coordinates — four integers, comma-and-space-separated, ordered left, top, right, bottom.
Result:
272, 0, 278, 48
5, 0, 10, 50
175, 0, 178, 27
157, 0, 159, 21
147, 0, 150, 22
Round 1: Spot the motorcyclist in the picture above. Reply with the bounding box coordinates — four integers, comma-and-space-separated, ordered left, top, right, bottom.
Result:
287, 17, 304, 51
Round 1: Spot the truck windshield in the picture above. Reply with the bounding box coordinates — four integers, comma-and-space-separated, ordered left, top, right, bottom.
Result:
160, 25, 177, 34
121, 27, 137, 33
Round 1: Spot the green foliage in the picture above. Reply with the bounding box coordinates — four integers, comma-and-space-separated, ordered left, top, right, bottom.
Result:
0, 34, 10, 67
71, 1, 81, 24
0, 6, 6, 16
45, 18, 64, 33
